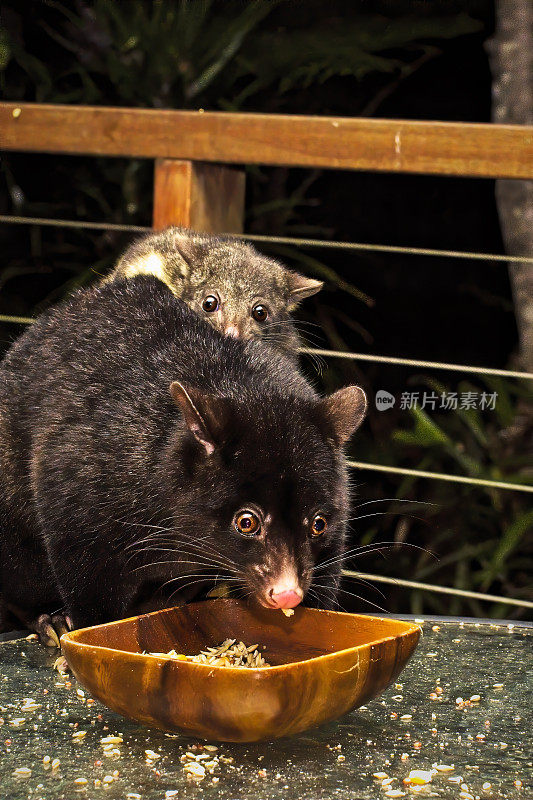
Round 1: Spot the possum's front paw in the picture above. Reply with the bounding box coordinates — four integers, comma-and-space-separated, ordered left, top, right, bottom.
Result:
31, 612, 73, 648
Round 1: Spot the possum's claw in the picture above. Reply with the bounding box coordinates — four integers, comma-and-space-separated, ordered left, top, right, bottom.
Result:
33, 613, 72, 648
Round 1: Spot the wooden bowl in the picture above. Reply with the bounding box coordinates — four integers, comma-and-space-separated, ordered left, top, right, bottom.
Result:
61, 599, 420, 742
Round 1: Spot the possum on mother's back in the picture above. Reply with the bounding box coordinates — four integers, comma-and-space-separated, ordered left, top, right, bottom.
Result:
106, 227, 323, 355
0, 277, 366, 642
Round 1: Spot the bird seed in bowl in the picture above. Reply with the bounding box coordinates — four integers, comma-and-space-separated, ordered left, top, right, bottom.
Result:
148, 639, 270, 668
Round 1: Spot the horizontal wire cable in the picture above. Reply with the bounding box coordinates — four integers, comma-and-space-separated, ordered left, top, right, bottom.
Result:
0, 314, 35, 324
341, 570, 533, 609
1, 214, 533, 264
4, 310, 529, 381
347, 460, 533, 494
0, 215, 149, 234
299, 348, 533, 379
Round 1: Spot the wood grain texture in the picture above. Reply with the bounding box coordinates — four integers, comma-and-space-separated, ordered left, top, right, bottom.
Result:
1, 103, 532, 178
61, 599, 420, 742
153, 159, 245, 232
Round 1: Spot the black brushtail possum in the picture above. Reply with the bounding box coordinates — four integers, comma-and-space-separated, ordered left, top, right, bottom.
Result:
107, 227, 323, 354
0, 277, 365, 643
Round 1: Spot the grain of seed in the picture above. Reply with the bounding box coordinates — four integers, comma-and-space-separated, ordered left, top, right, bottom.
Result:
13, 767, 31, 777
184, 762, 205, 778
74, 777, 88, 785
145, 749, 161, 760
51, 758, 60, 769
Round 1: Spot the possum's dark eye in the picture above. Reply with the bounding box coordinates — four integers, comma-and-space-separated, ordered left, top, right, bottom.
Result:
202, 295, 219, 313
310, 514, 327, 536
252, 304, 269, 322
234, 510, 261, 537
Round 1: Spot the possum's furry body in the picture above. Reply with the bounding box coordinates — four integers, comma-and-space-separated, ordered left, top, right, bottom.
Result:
0, 277, 365, 634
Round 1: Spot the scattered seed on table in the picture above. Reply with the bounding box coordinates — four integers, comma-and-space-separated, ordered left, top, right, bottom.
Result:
405, 770, 434, 785
13, 767, 31, 777
184, 762, 206, 779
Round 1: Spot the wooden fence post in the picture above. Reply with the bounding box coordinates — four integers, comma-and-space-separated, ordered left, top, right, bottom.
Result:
153, 159, 245, 233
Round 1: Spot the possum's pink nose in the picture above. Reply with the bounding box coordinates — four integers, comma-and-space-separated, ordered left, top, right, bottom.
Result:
224, 324, 240, 338
268, 588, 303, 609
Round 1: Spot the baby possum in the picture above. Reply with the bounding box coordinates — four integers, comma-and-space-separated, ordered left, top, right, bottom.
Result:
106, 227, 323, 354
0, 277, 366, 642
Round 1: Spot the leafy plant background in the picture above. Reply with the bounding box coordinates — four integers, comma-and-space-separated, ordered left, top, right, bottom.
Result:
0, 0, 531, 619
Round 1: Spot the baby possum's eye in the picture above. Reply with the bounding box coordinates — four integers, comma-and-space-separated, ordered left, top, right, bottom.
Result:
234, 510, 261, 537
252, 304, 269, 323
310, 514, 328, 537
202, 295, 219, 313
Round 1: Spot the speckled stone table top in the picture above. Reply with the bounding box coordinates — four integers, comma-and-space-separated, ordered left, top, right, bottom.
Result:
1, 618, 531, 800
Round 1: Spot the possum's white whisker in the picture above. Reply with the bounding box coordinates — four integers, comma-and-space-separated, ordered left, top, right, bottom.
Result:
312, 582, 388, 613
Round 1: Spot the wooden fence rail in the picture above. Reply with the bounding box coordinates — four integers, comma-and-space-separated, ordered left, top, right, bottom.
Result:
1, 102, 532, 179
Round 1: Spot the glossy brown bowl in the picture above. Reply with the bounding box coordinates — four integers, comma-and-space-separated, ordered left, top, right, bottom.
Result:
61, 599, 420, 742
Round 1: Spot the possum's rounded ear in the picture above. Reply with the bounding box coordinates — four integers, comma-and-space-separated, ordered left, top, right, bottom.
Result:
287, 272, 324, 306
170, 381, 229, 456
168, 228, 208, 264
319, 385, 367, 445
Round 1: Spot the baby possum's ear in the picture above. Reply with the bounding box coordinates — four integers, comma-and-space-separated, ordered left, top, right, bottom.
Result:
318, 385, 367, 446
167, 228, 208, 266
170, 381, 230, 456
287, 271, 324, 307
116, 228, 206, 281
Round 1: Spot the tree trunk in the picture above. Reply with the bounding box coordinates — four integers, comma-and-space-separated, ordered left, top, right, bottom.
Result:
486, 0, 533, 372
